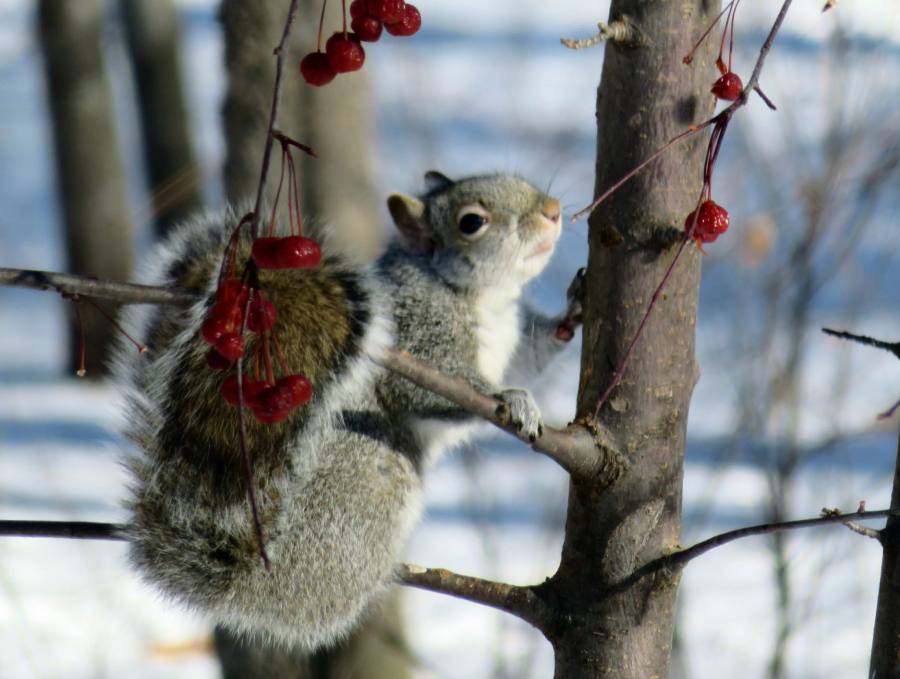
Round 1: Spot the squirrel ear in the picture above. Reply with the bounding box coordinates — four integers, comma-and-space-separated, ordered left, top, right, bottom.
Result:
387, 194, 435, 255
423, 171, 455, 194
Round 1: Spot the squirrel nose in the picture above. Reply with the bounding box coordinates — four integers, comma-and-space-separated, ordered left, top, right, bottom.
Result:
541, 198, 561, 223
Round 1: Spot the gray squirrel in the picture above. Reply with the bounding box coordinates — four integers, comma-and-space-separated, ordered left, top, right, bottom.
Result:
114, 171, 583, 650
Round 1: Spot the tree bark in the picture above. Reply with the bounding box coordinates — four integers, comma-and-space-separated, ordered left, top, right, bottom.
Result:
869, 423, 900, 678
38, 0, 134, 377
122, 0, 203, 239
546, 1, 717, 676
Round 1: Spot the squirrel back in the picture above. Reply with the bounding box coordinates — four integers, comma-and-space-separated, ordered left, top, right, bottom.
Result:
115, 173, 575, 650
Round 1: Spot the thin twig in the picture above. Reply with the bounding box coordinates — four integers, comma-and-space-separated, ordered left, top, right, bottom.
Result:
249, 0, 302, 240
0, 267, 195, 305
560, 20, 634, 50
0, 521, 127, 540
842, 521, 881, 540
822, 327, 900, 360
664, 508, 895, 568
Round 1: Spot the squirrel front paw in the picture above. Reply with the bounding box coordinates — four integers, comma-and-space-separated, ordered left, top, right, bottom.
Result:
496, 388, 543, 442
554, 267, 585, 342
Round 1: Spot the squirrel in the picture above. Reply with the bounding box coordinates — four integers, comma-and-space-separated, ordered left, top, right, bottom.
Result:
114, 171, 584, 650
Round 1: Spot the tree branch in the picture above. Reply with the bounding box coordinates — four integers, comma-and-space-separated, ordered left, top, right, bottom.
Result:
0, 520, 548, 624
664, 508, 895, 569
0, 267, 619, 480
397, 564, 547, 627
0, 267, 195, 305
822, 327, 900, 360
380, 349, 619, 479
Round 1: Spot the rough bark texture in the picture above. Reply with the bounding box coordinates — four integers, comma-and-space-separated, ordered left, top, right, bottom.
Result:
546, 1, 717, 676
869, 424, 900, 678
122, 0, 203, 239
216, 1, 402, 675
221, 0, 381, 263
38, 0, 134, 376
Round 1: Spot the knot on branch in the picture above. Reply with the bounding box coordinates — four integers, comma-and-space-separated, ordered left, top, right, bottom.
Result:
561, 16, 640, 50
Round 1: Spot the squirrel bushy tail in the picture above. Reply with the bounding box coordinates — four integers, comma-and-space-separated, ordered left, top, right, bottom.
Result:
115, 207, 410, 649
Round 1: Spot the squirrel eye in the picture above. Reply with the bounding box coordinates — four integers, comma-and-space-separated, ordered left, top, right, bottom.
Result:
459, 212, 488, 236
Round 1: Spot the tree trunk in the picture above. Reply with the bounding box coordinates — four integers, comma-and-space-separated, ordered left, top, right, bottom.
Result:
38, 0, 134, 377
216, 1, 401, 676
869, 423, 900, 677
547, 1, 717, 676
122, 0, 203, 239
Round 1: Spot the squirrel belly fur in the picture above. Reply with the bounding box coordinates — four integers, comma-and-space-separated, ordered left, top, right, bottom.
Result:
114, 172, 582, 650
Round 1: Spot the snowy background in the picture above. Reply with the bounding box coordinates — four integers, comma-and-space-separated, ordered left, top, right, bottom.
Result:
1, 0, 900, 677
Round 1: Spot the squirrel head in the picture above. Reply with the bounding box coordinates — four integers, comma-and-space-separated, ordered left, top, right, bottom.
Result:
387, 172, 562, 292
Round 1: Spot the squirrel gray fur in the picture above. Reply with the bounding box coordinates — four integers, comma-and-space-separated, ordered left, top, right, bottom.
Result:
114, 171, 583, 650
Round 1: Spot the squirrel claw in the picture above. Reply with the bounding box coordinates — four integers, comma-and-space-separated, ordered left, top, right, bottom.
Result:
496, 388, 543, 442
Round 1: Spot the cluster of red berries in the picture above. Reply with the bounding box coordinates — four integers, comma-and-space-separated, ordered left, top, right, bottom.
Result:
221, 373, 312, 424
684, 199, 730, 244
200, 225, 321, 423
300, 0, 421, 86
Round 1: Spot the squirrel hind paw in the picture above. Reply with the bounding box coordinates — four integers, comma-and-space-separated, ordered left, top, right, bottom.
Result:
496, 388, 543, 442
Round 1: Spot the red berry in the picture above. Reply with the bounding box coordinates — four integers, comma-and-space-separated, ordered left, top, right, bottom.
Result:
217, 279, 249, 307
215, 332, 245, 360
326, 32, 366, 73
278, 374, 312, 408
351, 15, 383, 42
367, 0, 405, 23
247, 295, 277, 333
684, 200, 730, 244
349, 0, 368, 19
300, 51, 336, 87
384, 3, 420, 36
276, 236, 322, 269
251, 237, 282, 268
207, 348, 232, 370
257, 384, 296, 415
221, 375, 267, 408
711, 72, 743, 101
201, 303, 243, 344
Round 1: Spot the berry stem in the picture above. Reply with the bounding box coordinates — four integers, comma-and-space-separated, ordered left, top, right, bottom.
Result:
268, 147, 287, 238
683, 0, 735, 65
72, 297, 87, 377
317, 0, 328, 52
272, 333, 290, 375
249, 0, 302, 241
236, 288, 271, 571
263, 333, 275, 384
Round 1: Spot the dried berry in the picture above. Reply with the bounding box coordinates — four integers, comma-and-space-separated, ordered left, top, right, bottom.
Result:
711, 72, 743, 101
384, 3, 420, 37
326, 32, 365, 73
684, 200, 730, 244
300, 51, 336, 87
351, 15, 383, 42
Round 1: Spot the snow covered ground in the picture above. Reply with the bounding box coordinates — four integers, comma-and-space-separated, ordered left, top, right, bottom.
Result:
1, 0, 899, 677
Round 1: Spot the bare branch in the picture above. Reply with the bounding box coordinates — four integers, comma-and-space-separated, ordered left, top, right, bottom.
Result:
665, 508, 895, 568
842, 521, 881, 540
822, 327, 900, 360
0, 268, 619, 479
380, 349, 622, 480
0, 521, 548, 624
397, 564, 547, 626
0, 520, 127, 541
0, 267, 195, 305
